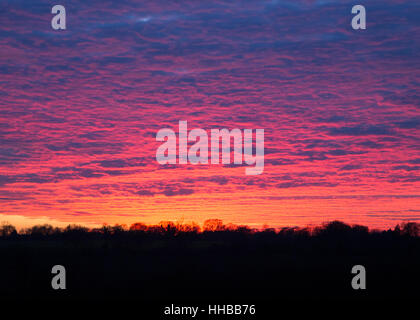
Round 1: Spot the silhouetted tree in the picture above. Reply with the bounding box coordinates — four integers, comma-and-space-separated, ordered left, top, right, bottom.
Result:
401, 222, 419, 237
130, 222, 148, 232
0, 222, 17, 237
25, 224, 58, 236
203, 219, 224, 232
64, 224, 89, 234
351, 224, 369, 234
178, 222, 201, 233
316, 221, 352, 237
158, 221, 177, 235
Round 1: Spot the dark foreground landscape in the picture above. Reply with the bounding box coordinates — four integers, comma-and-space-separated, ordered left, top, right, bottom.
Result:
1, 219, 419, 305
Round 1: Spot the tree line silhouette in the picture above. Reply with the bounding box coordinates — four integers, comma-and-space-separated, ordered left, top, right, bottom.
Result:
1, 219, 419, 238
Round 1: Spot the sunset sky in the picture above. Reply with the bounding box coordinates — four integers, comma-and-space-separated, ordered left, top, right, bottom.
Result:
0, 0, 419, 229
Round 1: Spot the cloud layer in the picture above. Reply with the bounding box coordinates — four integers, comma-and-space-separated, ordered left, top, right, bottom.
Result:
0, 0, 419, 228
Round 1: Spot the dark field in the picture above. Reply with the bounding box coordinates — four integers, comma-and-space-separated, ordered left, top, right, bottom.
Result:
0, 220, 419, 304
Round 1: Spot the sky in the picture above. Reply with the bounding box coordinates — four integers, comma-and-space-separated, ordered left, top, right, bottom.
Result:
0, 0, 419, 229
